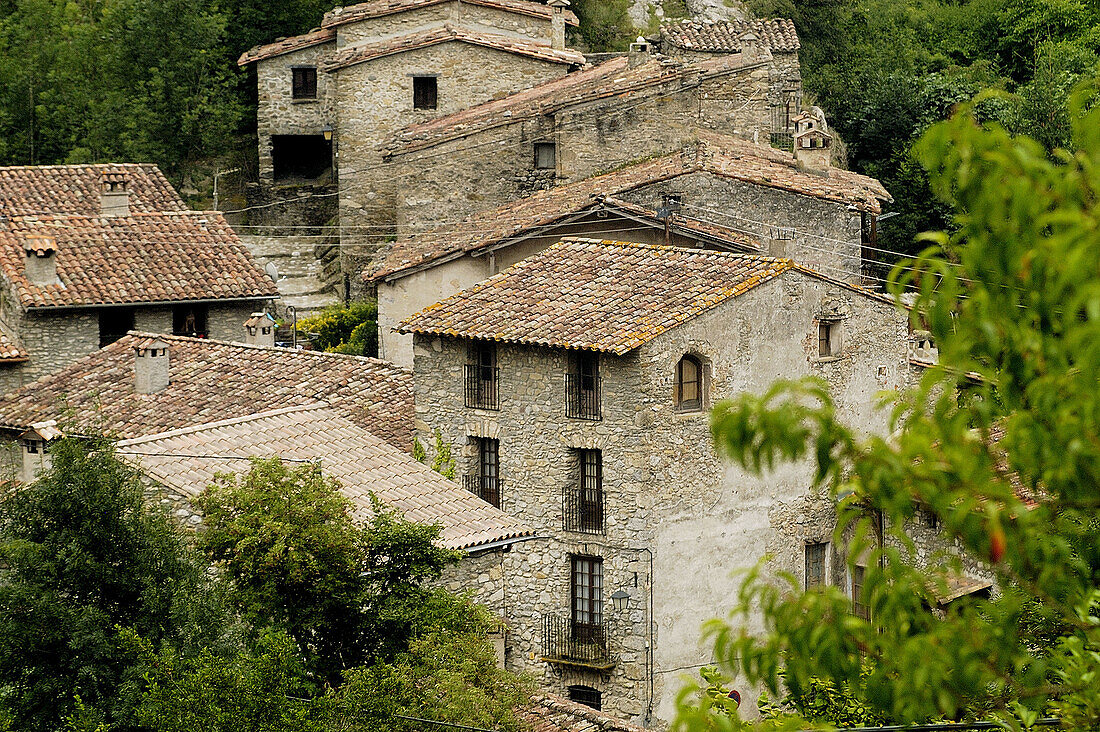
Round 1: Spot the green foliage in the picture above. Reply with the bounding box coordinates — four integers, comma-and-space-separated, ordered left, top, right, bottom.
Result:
569, 0, 636, 52
196, 458, 460, 683
298, 301, 379, 358
0, 436, 233, 732
430, 429, 456, 479
675, 97, 1100, 727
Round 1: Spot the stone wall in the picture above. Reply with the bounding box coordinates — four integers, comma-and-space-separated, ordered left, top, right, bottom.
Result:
16, 310, 100, 383
410, 270, 915, 723
208, 302, 266, 342
389, 57, 776, 233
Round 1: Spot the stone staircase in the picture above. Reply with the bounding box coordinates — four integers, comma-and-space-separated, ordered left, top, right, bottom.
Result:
240, 235, 339, 317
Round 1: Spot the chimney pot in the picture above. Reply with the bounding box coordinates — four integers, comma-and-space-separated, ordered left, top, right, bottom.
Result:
134, 338, 171, 394
243, 312, 278, 347
548, 0, 569, 51
23, 235, 60, 286
19, 420, 60, 483
629, 38, 652, 67
100, 172, 131, 216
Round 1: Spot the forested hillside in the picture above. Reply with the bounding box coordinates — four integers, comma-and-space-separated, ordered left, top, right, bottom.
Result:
0, 0, 1095, 259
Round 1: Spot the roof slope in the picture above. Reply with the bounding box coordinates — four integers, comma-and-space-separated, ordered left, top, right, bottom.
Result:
0, 211, 278, 308
370, 133, 889, 282
398, 238, 795, 354
0, 163, 185, 217
322, 0, 579, 27
387, 52, 758, 154
0, 332, 415, 450
238, 27, 336, 66
519, 696, 646, 732
117, 404, 533, 551
658, 18, 800, 53
320, 24, 583, 71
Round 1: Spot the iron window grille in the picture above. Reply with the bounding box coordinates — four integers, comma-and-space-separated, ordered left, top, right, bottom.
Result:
565, 352, 600, 420
805, 542, 826, 589
464, 438, 501, 508
563, 449, 603, 534
465, 341, 499, 409
567, 685, 602, 711
291, 67, 317, 99
541, 613, 612, 666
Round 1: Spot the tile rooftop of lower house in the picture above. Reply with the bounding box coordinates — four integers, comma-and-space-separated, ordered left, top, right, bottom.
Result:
238, 27, 336, 66
117, 404, 533, 551
0, 211, 278, 308
519, 695, 646, 732
0, 332, 415, 450
369, 132, 888, 282
657, 18, 801, 53
320, 24, 584, 72
0, 329, 28, 362
321, 0, 579, 28
398, 237, 798, 354
0, 163, 186, 217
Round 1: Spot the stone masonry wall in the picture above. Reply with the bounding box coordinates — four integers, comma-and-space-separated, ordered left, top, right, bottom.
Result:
411, 271, 914, 724
208, 301, 266, 342
16, 310, 100, 383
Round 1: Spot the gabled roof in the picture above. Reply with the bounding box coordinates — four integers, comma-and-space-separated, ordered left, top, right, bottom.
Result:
0, 332, 415, 450
399, 238, 798, 354
657, 18, 800, 53
386, 52, 758, 155
321, 0, 579, 28
0, 211, 278, 309
238, 27, 336, 66
519, 695, 646, 732
320, 24, 583, 72
0, 163, 185, 217
117, 404, 533, 551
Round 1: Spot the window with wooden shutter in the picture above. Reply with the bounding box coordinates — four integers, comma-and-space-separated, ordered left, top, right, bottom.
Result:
292, 67, 317, 99
413, 76, 437, 109
805, 542, 827, 589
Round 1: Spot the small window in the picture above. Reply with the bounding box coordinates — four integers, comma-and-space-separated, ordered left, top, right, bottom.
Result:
534, 142, 556, 170
852, 565, 871, 620
566, 351, 600, 420
465, 341, 499, 409
571, 555, 603, 640
25, 441, 38, 454
568, 685, 602, 710
413, 76, 437, 110
466, 437, 501, 507
564, 449, 603, 533
805, 542, 827, 589
818, 320, 840, 357
675, 355, 703, 412
99, 307, 136, 348
292, 67, 317, 100
173, 305, 208, 338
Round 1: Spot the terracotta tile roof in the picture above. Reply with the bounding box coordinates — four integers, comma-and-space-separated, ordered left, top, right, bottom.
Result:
370, 133, 888, 282
518, 696, 646, 732
0, 332, 415, 450
322, 0, 578, 27
238, 27, 336, 66
0, 211, 278, 308
658, 18, 800, 53
117, 404, 533, 551
398, 238, 797, 354
387, 53, 758, 154
0, 163, 185, 217
927, 573, 993, 605
320, 24, 583, 72
0, 328, 28, 363
367, 149, 764, 282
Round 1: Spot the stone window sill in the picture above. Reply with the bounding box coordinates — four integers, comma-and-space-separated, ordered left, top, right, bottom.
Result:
291, 98, 319, 104
815, 355, 844, 364
674, 409, 706, 420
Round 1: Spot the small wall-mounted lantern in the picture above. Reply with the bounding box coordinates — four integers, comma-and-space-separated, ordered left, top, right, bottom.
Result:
611, 589, 631, 612
320, 124, 334, 142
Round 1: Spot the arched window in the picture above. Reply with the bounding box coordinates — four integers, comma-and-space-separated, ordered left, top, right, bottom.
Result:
675, 355, 703, 412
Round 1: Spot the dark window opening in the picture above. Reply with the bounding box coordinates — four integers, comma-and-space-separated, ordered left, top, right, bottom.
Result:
564, 449, 603, 533
566, 351, 600, 420
465, 340, 499, 409
99, 307, 135, 348
271, 134, 332, 182
819, 320, 839, 357
571, 555, 603, 642
465, 437, 501, 508
173, 304, 208, 338
534, 142, 556, 170
291, 67, 317, 99
568, 685, 602, 711
805, 542, 826, 589
675, 355, 703, 412
852, 565, 871, 620
413, 76, 438, 110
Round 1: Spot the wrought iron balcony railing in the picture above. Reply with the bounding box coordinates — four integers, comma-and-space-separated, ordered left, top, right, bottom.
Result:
565, 373, 601, 420
464, 365, 499, 410
541, 614, 613, 669
562, 485, 603, 534
464, 474, 501, 508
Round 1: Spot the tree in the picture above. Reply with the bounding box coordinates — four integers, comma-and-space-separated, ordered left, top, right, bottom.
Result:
0, 436, 233, 732
195, 458, 460, 683
298, 301, 379, 358
674, 95, 1100, 728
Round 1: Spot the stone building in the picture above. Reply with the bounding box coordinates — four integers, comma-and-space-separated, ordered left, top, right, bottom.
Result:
237, 0, 584, 275
397, 238, 918, 722
0, 164, 278, 393
381, 28, 803, 233
369, 132, 889, 366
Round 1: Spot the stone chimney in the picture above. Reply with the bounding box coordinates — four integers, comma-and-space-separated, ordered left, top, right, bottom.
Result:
243, 312, 277, 347
629, 36, 652, 68
23, 235, 60, 286
548, 0, 569, 51
793, 127, 833, 173
101, 172, 130, 216
739, 31, 763, 63
134, 337, 171, 394
20, 420, 60, 483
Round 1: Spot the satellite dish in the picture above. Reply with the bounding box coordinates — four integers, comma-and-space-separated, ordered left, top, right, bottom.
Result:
265, 261, 280, 282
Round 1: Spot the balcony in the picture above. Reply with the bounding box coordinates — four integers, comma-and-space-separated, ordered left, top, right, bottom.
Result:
565, 373, 601, 420
464, 365, 499, 410
541, 614, 614, 670
563, 485, 603, 534
464, 474, 501, 508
